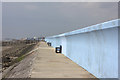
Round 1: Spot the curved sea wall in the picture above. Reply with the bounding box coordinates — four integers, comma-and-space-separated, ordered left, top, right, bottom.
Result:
45, 19, 120, 78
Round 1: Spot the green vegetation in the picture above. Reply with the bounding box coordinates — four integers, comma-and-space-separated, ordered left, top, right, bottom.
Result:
2, 41, 38, 70
16, 55, 25, 62
14, 44, 35, 63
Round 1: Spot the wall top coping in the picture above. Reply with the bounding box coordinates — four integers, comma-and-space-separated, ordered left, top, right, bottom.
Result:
47, 19, 120, 38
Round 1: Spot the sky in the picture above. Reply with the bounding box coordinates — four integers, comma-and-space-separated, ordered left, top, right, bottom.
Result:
2, 2, 118, 39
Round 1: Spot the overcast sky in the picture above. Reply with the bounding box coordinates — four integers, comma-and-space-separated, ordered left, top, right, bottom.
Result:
2, 2, 118, 39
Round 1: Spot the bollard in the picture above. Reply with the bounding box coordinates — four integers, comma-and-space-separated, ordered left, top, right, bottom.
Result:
47, 42, 51, 46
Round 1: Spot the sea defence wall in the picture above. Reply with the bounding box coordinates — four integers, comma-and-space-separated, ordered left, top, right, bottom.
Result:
45, 19, 120, 78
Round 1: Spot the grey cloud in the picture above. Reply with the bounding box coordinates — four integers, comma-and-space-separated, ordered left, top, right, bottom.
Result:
2, 2, 118, 39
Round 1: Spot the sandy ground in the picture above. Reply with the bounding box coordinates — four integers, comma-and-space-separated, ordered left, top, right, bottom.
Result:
2, 46, 12, 51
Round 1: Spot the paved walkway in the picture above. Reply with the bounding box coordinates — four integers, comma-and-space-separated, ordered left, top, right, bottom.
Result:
31, 42, 95, 78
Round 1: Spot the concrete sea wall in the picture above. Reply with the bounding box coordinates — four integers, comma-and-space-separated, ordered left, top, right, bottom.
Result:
45, 19, 120, 78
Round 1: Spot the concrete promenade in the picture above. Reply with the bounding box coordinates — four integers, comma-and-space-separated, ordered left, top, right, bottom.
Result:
31, 42, 95, 78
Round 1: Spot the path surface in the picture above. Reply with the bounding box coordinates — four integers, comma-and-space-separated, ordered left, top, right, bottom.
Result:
31, 42, 95, 78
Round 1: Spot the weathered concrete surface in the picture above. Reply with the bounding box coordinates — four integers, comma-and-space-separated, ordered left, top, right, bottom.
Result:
31, 42, 95, 78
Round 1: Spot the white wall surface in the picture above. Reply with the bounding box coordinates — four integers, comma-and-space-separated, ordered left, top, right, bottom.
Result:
45, 19, 119, 78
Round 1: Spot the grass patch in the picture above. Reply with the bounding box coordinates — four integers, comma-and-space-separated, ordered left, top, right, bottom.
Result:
16, 55, 25, 62
11, 44, 36, 65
